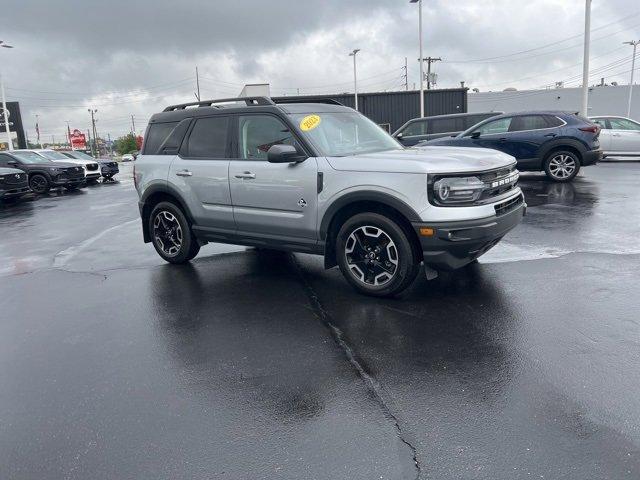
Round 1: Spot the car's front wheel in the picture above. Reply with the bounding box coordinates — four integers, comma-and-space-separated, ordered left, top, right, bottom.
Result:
336, 213, 419, 297
544, 150, 581, 182
149, 201, 200, 264
29, 174, 50, 194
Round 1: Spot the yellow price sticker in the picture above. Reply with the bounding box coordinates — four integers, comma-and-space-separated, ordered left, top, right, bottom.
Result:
300, 115, 321, 131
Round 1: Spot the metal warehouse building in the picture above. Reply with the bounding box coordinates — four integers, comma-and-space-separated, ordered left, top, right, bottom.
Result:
272, 88, 467, 133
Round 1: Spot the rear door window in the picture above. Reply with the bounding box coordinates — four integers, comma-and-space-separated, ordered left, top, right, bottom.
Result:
186, 116, 230, 158
143, 122, 178, 154
471, 117, 512, 135
509, 115, 549, 132
430, 117, 458, 134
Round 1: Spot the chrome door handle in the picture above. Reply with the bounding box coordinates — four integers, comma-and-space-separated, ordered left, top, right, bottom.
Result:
175, 170, 192, 177
234, 172, 256, 179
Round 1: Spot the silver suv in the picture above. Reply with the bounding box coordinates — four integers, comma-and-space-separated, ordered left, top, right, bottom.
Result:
135, 97, 525, 296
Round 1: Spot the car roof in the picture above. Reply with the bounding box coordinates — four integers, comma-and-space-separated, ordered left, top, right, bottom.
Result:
410, 111, 503, 121
148, 96, 353, 124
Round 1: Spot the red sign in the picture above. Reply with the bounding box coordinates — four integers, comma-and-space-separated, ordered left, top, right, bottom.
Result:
69, 129, 86, 150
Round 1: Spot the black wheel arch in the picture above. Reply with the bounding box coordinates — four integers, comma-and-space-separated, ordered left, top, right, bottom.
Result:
140, 183, 195, 243
539, 139, 587, 162
320, 191, 422, 269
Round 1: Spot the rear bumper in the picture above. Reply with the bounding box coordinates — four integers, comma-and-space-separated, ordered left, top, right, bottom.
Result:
582, 149, 602, 166
412, 196, 526, 270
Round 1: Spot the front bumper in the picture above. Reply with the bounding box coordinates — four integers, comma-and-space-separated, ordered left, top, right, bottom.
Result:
100, 165, 119, 177
412, 195, 526, 270
582, 149, 602, 166
1, 185, 30, 198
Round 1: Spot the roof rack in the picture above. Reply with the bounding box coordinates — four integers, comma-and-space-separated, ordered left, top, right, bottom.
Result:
163, 96, 275, 112
273, 98, 344, 106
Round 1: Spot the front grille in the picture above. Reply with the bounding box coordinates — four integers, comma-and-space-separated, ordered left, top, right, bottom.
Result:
478, 166, 519, 201
65, 167, 84, 178
2, 173, 26, 185
494, 194, 524, 216
87, 163, 99, 171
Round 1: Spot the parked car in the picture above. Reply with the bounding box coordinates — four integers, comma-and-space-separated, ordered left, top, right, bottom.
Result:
61, 150, 119, 180
16, 149, 101, 184
122, 153, 135, 162
0, 166, 30, 201
0, 150, 85, 193
589, 116, 640, 157
421, 111, 602, 182
135, 96, 525, 297
393, 112, 503, 146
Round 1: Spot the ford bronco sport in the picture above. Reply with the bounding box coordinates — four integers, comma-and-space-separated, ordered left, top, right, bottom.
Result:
135, 97, 525, 296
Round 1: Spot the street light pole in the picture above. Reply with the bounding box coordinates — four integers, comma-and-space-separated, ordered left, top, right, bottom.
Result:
580, 0, 591, 117
624, 40, 639, 118
88, 109, 98, 157
0, 40, 14, 151
410, 0, 424, 117
349, 49, 360, 111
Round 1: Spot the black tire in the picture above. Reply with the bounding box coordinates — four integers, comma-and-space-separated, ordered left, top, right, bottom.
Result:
149, 201, 200, 264
336, 212, 419, 297
544, 150, 581, 182
29, 174, 50, 194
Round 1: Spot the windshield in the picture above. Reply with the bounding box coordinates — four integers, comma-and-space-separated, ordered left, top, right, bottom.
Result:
13, 151, 52, 164
39, 150, 72, 160
289, 112, 401, 157
66, 150, 95, 161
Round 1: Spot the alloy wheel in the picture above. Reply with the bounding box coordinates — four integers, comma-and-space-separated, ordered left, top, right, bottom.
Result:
30, 176, 47, 193
153, 210, 183, 256
344, 225, 398, 286
548, 154, 576, 179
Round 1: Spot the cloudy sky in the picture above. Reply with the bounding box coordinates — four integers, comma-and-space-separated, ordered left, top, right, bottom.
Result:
2, 0, 639, 143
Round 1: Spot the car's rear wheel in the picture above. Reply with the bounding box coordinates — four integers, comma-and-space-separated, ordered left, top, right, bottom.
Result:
336, 213, 419, 297
544, 150, 581, 182
29, 174, 50, 194
149, 201, 200, 264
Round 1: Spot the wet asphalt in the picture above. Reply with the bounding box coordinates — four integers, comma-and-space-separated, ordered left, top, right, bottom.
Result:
1, 161, 639, 479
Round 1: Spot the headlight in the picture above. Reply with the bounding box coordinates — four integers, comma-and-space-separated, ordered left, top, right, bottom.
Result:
433, 176, 485, 204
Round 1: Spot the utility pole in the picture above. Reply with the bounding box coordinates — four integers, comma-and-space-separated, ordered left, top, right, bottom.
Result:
402, 57, 408, 90
87, 129, 93, 156
88, 109, 98, 156
624, 40, 639, 118
108, 133, 113, 156
349, 49, 360, 111
36, 114, 43, 148
131, 115, 136, 136
580, 0, 591, 116
195, 66, 201, 101
0, 40, 14, 150
421, 56, 441, 90
410, 0, 425, 117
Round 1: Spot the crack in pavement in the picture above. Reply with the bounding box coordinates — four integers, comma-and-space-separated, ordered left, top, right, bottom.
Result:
290, 255, 421, 480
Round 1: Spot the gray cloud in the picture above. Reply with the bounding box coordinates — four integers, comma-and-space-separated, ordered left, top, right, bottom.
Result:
2, 0, 638, 140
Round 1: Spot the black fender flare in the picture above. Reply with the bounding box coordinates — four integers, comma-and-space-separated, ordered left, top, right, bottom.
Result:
139, 182, 196, 242
539, 138, 588, 161
319, 190, 422, 241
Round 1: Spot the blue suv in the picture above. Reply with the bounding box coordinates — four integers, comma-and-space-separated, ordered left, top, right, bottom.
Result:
422, 111, 602, 182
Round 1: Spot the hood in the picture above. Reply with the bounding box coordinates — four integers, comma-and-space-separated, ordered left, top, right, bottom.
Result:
51, 158, 97, 167
0, 167, 24, 175
325, 147, 516, 174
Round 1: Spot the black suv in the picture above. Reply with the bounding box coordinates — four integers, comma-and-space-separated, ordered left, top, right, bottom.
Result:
0, 151, 86, 193
0, 166, 30, 201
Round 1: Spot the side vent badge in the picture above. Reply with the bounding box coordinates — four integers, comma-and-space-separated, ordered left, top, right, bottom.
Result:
298, 198, 307, 208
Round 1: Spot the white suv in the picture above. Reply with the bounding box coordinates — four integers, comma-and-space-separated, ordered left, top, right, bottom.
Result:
135, 97, 525, 296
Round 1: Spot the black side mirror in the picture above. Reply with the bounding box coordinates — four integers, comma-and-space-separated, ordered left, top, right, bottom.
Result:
470, 131, 481, 139
267, 144, 307, 163
395, 132, 403, 139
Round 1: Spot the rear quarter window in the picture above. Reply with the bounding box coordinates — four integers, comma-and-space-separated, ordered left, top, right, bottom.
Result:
143, 122, 178, 155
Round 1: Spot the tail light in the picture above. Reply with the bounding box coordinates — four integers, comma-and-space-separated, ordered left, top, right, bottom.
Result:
579, 125, 600, 134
